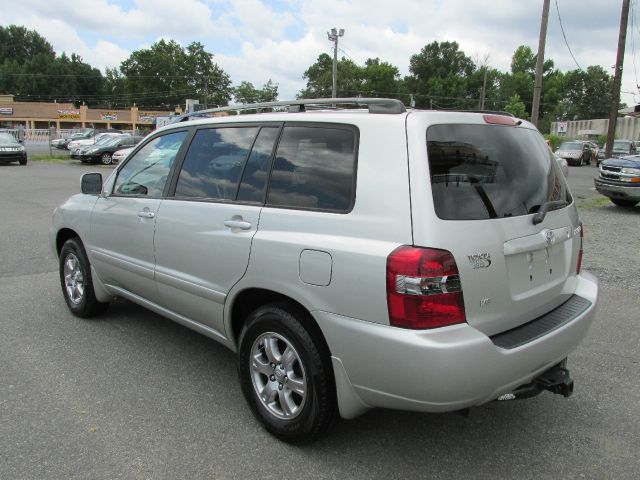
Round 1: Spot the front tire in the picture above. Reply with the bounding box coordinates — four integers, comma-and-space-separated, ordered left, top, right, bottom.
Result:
59, 238, 109, 318
610, 198, 638, 207
19, 157, 27, 165
100, 153, 113, 165
238, 303, 336, 443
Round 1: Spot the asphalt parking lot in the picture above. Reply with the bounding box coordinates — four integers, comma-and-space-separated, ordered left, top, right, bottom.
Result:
1, 161, 639, 479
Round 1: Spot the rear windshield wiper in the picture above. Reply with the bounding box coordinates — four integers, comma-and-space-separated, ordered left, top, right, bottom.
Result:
531, 200, 569, 225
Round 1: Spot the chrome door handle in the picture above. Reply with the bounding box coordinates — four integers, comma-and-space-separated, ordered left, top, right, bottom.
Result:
224, 219, 252, 230
137, 211, 155, 218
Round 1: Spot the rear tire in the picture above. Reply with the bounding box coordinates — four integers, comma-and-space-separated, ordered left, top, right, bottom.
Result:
238, 302, 336, 443
59, 238, 109, 318
610, 198, 638, 207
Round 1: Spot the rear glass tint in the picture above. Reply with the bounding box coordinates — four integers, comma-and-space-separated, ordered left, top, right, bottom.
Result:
427, 124, 571, 220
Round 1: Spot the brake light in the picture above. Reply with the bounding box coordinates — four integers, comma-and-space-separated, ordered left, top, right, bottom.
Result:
386, 246, 466, 329
576, 222, 583, 274
483, 114, 517, 126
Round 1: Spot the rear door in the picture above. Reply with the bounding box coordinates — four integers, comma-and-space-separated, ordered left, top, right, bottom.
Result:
152, 124, 280, 335
406, 113, 581, 336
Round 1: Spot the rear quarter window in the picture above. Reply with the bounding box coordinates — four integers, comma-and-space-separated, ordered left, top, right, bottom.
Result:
266, 125, 357, 212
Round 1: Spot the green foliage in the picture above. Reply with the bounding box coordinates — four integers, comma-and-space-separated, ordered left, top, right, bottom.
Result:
544, 134, 565, 150
120, 40, 232, 109
298, 53, 365, 98
233, 79, 279, 108
504, 94, 527, 118
0, 25, 54, 65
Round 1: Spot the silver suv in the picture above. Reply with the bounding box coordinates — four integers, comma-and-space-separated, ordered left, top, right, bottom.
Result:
51, 98, 599, 442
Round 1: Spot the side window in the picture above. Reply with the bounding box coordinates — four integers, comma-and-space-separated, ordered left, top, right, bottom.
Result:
113, 130, 187, 197
267, 126, 356, 211
175, 127, 259, 200
237, 127, 279, 203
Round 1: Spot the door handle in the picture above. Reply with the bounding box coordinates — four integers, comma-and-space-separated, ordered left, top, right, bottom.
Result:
224, 218, 252, 230
137, 210, 155, 218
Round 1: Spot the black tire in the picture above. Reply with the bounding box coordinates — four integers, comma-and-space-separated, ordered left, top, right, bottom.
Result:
610, 198, 638, 207
59, 238, 109, 318
19, 157, 27, 165
238, 302, 336, 443
100, 153, 113, 165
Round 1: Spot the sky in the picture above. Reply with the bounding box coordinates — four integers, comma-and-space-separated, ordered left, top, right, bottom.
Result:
0, 0, 637, 107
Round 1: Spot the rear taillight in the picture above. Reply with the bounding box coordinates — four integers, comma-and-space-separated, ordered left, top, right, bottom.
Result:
386, 246, 466, 329
576, 222, 583, 274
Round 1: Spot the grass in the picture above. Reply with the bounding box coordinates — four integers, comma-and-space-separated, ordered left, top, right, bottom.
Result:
577, 197, 610, 209
30, 154, 71, 163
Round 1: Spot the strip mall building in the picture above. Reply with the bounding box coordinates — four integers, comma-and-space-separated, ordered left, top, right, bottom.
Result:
0, 95, 179, 131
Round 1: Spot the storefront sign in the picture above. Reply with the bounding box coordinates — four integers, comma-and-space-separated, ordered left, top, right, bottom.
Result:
137, 112, 156, 122
101, 112, 118, 121
0, 107, 13, 115
557, 122, 568, 134
58, 109, 80, 119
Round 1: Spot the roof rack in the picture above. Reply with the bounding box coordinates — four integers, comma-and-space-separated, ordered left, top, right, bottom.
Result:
173, 97, 406, 123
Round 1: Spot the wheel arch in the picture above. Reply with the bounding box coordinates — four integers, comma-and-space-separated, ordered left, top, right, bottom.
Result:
56, 228, 80, 255
228, 287, 332, 358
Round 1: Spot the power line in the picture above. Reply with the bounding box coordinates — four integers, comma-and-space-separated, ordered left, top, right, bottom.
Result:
554, 0, 582, 70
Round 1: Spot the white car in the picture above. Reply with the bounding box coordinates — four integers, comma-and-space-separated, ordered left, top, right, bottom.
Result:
50, 98, 599, 442
112, 146, 135, 163
67, 133, 123, 152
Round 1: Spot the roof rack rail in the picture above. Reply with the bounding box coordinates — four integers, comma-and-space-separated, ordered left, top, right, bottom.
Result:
173, 97, 406, 123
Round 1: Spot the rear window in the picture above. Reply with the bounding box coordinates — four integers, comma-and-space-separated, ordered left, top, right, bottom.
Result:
427, 124, 571, 220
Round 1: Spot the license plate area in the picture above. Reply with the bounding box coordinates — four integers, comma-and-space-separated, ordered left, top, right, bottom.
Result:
505, 243, 568, 298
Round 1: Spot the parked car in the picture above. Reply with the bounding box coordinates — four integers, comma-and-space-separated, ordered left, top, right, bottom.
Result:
51, 129, 95, 150
69, 133, 123, 157
555, 141, 592, 166
79, 135, 143, 165
50, 98, 599, 442
594, 154, 640, 207
67, 130, 125, 151
596, 140, 637, 167
0, 132, 27, 165
112, 146, 135, 164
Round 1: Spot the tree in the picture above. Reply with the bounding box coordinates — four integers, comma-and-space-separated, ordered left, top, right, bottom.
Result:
120, 39, 231, 108
557, 66, 615, 120
0, 25, 54, 65
233, 79, 279, 108
407, 41, 475, 108
359, 58, 402, 98
298, 53, 362, 98
504, 93, 527, 118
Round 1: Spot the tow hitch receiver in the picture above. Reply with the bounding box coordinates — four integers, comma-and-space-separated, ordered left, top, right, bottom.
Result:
498, 363, 574, 401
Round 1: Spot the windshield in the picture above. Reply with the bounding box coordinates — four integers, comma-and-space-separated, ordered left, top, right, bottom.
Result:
427, 124, 571, 220
0, 133, 18, 144
613, 140, 631, 152
95, 134, 116, 145
104, 136, 128, 147
558, 142, 582, 150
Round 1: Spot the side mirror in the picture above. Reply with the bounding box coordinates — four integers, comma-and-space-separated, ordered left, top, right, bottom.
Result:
81, 172, 103, 195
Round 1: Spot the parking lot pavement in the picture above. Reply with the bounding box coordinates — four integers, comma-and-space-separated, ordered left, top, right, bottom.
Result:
1, 162, 639, 479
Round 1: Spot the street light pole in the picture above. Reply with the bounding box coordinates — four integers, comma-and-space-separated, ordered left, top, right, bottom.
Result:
327, 28, 344, 99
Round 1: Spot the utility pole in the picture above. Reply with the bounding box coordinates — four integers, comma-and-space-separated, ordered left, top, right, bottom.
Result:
327, 28, 344, 99
606, 0, 631, 159
480, 67, 488, 110
531, 0, 550, 127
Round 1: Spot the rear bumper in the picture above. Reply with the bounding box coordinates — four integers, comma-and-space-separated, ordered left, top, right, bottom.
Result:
594, 178, 640, 201
315, 271, 599, 419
